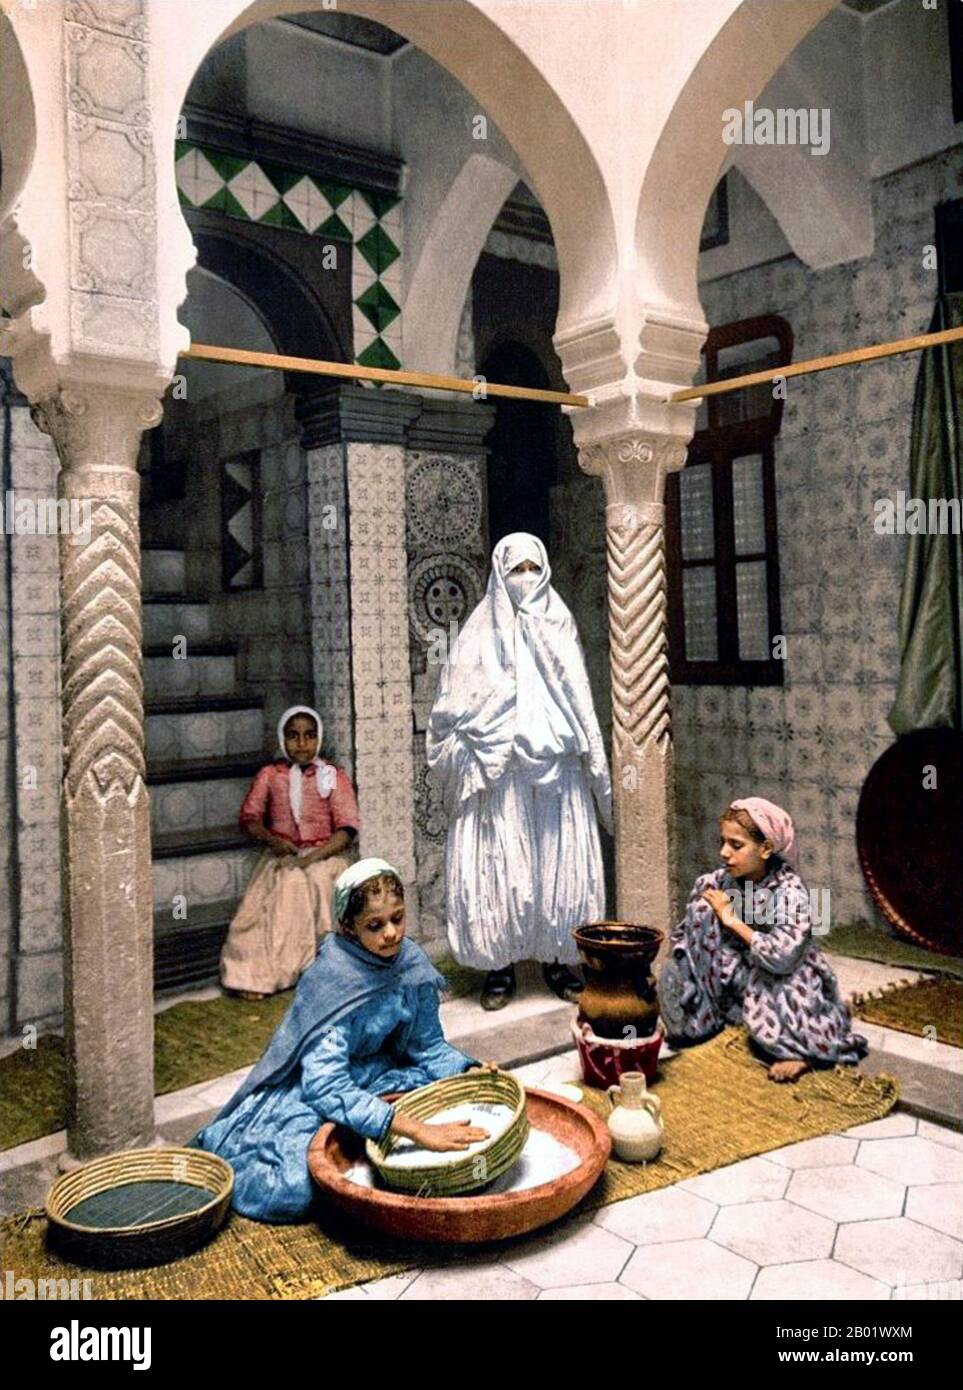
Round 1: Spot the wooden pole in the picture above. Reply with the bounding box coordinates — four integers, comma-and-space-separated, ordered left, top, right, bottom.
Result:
669, 323, 963, 404
181, 342, 591, 408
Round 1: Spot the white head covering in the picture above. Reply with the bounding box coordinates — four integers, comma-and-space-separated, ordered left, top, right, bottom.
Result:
332, 857, 401, 927
426, 532, 611, 824
730, 796, 798, 869
277, 704, 335, 827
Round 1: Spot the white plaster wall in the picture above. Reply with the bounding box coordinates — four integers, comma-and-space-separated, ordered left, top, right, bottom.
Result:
862, 0, 961, 178
193, 19, 392, 149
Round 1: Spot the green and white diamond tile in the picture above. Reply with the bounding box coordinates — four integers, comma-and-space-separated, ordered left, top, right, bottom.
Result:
175, 141, 403, 368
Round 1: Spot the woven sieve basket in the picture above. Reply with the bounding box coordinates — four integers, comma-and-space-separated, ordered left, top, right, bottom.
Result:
45, 1147, 233, 1269
365, 1070, 528, 1196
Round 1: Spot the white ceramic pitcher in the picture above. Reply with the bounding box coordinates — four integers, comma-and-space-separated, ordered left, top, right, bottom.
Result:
606, 1071, 663, 1162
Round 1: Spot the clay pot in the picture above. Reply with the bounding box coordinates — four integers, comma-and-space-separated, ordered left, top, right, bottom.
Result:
606, 1071, 663, 1163
572, 921, 664, 1040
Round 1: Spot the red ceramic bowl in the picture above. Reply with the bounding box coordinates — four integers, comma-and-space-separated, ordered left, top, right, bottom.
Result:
307, 1087, 610, 1244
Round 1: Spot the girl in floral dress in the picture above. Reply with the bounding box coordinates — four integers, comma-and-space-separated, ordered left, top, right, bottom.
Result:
657, 797, 868, 1082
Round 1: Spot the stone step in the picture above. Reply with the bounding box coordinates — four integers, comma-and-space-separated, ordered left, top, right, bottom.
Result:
151, 838, 257, 910
154, 900, 232, 993
148, 753, 265, 785
150, 775, 254, 837
141, 547, 186, 595
143, 643, 238, 701
153, 823, 252, 858
145, 696, 264, 764
142, 596, 213, 646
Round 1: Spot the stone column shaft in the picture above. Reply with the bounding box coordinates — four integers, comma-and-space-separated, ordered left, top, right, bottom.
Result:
34, 387, 162, 1161
578, 434, 688, 935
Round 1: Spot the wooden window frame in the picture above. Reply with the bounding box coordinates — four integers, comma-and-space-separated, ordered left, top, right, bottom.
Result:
666, 315, 791, 687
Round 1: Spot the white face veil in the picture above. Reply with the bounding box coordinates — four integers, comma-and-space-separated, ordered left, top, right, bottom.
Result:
277, 704, 335, 826
426, 532, 611, 822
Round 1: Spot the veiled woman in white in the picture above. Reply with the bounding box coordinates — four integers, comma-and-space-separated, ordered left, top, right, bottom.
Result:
427, 532, 612, 1010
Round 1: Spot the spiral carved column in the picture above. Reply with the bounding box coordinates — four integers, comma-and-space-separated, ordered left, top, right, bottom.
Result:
33, 388, 162, 1162
579, 434, 688, 934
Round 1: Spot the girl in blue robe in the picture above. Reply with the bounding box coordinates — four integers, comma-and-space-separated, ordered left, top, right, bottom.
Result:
194, 858, 486, 1222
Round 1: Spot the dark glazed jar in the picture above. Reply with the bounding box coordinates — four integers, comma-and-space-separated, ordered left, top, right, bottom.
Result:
572, 922, 664, 1040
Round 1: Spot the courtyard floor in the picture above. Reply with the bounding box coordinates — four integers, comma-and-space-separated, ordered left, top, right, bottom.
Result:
1, 952, 961, 1301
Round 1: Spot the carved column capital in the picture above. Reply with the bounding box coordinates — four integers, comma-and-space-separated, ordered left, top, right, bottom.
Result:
31, 385, 164, 471
577, 430, 688, 515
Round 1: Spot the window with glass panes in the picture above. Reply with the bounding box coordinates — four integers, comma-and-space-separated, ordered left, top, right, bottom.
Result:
666, 315, 791, 686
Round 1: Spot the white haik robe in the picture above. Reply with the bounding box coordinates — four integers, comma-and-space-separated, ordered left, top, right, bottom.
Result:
426, 532, 612, 970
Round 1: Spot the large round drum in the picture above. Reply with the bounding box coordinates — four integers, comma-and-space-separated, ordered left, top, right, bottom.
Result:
856, 729, 963, 955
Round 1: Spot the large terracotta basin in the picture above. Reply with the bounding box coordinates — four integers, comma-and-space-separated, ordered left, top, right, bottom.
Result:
307, 1088, 611, 1244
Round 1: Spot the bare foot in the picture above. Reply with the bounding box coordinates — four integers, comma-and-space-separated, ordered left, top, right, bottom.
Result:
768, 1059, 810, 1084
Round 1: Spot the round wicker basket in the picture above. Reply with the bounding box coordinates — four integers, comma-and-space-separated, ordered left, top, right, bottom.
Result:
45, 1147, 233, 1269
365, 1071, 528, 1196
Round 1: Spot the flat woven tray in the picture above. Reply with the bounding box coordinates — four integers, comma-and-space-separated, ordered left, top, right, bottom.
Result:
45, 1147, 233, 1269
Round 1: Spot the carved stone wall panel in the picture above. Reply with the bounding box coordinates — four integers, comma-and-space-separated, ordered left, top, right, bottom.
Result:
66, 24, 150, 126
405, 443, 489, 951
68, 117, 155, 210
70, 205, 155, 298
405, 453, 483, 550
69, 293, 158, 355
62, 1, 159, 370
64, 0, 148, 41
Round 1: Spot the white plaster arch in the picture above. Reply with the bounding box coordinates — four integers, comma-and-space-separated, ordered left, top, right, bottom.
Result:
150, 0, 619, 378
734, 143, 873, 271
0, 6, 42, 321
633, 0, 838, 337
403, 153, 519, 376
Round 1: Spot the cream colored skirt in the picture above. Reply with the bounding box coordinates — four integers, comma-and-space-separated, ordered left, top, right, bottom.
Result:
220, 850, 352, 995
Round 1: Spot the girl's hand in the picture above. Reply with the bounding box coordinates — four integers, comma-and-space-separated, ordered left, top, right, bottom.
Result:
469, 1060, 499, 1073
271, 837, 299, 858
413, 1119, 489, 1153
702, 887, 738, 928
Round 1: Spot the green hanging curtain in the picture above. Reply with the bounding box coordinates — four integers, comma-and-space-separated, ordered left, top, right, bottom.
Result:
888, 292, 963, 734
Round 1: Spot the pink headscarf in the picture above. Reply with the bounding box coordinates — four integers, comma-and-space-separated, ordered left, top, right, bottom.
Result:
730, 797, 798, 869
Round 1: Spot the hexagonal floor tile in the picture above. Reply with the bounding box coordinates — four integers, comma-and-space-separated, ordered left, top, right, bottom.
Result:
594, 1186, 716, 1245
841, 1114, 917, 1140
399, 1263, 540, 1300
501, 1215, 634, 1289
917, 1121, 963, 1154
751, 1259, 891, 1301
765, 1135, 859, 1169
538, 1282, 644, 1300
835, 1217, 963, 1286
679, 1156, 790, 1206
905, 1184, 963, 1241
621, 1238, 757, 1300
856, 1136, 963, 1186
787, 1164, 905, 1223
359, 1272, 420, 1300
712, 1199, 836, 1264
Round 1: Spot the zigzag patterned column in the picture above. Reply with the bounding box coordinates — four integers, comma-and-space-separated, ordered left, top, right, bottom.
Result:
580, 434, 687, 934
34, 388, 162, 1162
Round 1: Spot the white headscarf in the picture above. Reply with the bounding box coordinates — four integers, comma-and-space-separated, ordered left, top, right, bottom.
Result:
332, 857, 401, 927
277, 704, 335, 827
426, 532, 611, 821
